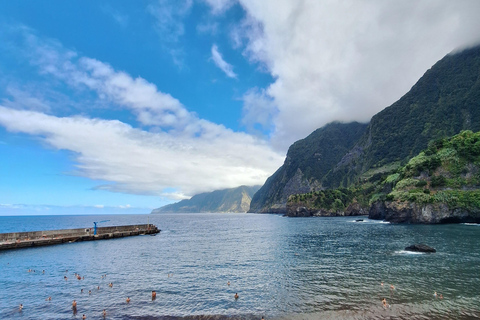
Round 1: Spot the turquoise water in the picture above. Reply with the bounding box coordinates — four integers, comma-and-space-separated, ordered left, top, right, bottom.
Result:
0, 213, 479, 319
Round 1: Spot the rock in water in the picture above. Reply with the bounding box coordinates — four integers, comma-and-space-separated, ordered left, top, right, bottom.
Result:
405, 244, 436, 253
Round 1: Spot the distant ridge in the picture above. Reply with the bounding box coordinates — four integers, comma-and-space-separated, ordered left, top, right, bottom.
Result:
151, 185, 260, 213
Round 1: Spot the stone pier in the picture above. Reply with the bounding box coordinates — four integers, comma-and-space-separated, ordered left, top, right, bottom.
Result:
0, 224, 160, 250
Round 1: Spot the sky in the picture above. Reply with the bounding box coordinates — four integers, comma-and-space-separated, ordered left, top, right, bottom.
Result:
1, 0, 480, 215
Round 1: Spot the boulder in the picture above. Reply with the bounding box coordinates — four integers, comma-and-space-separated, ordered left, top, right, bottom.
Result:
405, 244, 436, 253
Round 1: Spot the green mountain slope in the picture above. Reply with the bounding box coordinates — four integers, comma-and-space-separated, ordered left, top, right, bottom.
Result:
151, 185, 260, 213
251, 45, 480, 213
248, 122, 368, 213
369, 130, 480, 223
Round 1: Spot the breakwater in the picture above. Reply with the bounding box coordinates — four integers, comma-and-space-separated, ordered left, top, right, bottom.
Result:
0, 224, 160, 250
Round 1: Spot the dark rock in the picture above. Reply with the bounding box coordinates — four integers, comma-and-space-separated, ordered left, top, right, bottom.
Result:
405, 244, 436, 253
345, 202, 366, 216
368, 201, 387, 220
355, 219, 364, 222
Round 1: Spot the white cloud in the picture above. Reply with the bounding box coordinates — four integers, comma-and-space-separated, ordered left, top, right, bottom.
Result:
147, 0, 192, 42
0, 26, 284, 200
147, 0, 193, 66
211, 44, 238, 78
0, 106, 283, 198
101, 5, 129, 27
202, 0, 236, 15
2, 86, 51, 112
197, 21, 219, 35
233, 0, 480, 150
241, 87, 277, 136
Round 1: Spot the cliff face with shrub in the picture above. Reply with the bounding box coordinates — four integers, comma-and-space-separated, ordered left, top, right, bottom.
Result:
248, 122, 367, 213
369, 130, 480, 223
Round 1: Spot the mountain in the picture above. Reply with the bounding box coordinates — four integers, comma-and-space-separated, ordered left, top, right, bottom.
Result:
248, 122, 368, 213
151, 185, 260, 213
250, 45, 480, 214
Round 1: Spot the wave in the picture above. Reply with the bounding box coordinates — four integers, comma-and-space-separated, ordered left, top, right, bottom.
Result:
394, 250, 426, 255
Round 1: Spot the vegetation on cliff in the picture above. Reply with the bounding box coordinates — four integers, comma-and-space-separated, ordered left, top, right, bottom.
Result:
287, 130, 480, 220
383, 130, 480, 213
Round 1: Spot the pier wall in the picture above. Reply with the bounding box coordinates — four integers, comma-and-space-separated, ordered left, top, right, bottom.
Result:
0, 224, 160, 250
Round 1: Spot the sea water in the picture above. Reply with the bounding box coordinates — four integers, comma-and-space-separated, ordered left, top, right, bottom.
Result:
0, 213, 479, 320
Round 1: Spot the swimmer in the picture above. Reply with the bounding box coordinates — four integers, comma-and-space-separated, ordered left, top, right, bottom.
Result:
72, 300, 77, 308
46, 296, 52, 301
227, 281, 230, 286
381, 282, 384, 286
82, 314, 86, 319
434, 291, 437, 298
152, 290, 156, 300
19, 304, 23, 311
109, 282, 113, 287
390, 284, 395, 290
89, 290, 92, 295
81, 289, 84, 293
102, 309, 107, 317
261, 317, 265, 320
440, 294, 443, 299
234, 293, 239, 300
126, 297, 131, 303
64, 276, 68, 281
382, 298, 388, 308
97, 286, 100, 290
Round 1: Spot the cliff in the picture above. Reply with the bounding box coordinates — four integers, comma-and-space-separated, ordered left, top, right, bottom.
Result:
248, 122, 368, 213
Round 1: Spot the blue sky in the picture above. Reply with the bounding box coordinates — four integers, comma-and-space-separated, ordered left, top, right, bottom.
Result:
1, 0, 479, 215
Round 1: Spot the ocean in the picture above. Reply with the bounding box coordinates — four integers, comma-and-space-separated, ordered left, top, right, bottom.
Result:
0, 213, 479, 320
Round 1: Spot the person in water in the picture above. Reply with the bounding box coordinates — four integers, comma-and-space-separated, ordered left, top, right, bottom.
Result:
382, 298, 388, 308
152, 290, 156, 300
82, 314, 86, 319
19, 304, 23, 311
72, 300, 77, 308
102, 309, 107, 317
234, 293, 239, 300
126, 297, 131, 303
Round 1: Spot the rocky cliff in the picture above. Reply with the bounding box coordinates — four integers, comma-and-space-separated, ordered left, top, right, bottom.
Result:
369, 201, 480, 224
